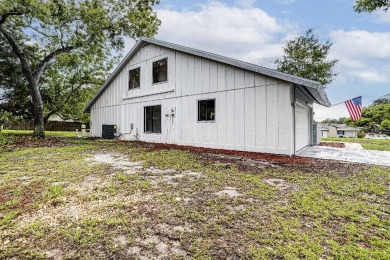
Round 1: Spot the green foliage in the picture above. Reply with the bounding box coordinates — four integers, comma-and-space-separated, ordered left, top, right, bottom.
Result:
357, 131, 365, 138
373, 94, 390, 105
40, 52, 111, 122
381, 119, 390, 132
276, 29, 338, 85
321, 117, 346, 124
0, 0, 161, 136
354, 0, 390, 13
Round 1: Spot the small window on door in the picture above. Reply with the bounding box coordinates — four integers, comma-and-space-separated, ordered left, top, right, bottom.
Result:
144, 105, 161, 133
129, 67, 141, 89
198, 99, 215, 121
152, 58, 168, 84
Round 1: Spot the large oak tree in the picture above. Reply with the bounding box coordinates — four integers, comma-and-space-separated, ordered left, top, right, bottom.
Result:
0, 0, 160, 137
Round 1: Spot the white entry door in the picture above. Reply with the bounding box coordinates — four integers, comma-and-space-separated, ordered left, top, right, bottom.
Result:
295, 103, 309, 151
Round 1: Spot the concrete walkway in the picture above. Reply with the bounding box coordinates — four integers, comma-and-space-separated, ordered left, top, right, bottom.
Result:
297, 143, 390, 167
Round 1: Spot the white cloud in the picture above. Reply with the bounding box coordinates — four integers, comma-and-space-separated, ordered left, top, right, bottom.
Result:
330, 30, 390, 84
331, 30, 390, 60
373, 10, 390, 23
348, 71, 389, 83
155, 1, 295, 66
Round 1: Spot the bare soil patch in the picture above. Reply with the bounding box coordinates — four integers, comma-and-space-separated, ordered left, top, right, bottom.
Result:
263, 178, 299, 191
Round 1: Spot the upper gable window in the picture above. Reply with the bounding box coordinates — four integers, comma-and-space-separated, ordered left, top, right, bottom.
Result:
129, 67, 140, 90
153, 58, 168, 84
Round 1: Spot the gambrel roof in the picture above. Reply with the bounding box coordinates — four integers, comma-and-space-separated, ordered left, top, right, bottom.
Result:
84, 37, 331, 113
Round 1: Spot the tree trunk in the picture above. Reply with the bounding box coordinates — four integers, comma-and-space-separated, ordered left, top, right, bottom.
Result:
29, 79, 45, 138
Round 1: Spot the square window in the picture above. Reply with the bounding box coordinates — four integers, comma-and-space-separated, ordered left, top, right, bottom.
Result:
153, 58, 168, 84
144, 105, 161, 133
198, 99, 215, 121
129, 67, 140, 89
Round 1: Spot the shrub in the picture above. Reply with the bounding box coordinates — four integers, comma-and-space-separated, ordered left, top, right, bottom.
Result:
0, 130, 13, 147
357, 131, 365, 138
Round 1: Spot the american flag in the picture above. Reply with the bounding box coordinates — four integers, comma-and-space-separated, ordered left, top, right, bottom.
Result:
345, 96, 362, 121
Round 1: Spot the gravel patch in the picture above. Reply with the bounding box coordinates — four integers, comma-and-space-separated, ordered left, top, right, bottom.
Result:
297, 145, 390, 167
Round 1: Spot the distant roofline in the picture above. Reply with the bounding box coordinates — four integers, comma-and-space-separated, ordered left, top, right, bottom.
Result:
84, 37, 331, 113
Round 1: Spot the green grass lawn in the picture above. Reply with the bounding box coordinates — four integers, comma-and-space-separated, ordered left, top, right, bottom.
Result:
1, 134, 389, 259
322, 137, 390, 151
2, 129, 77, 138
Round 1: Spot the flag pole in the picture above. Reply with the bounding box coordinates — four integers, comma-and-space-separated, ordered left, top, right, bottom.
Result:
330, 101, 345, 107
330, 96, 362, 107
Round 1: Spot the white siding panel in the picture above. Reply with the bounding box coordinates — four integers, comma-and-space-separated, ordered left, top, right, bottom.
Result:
234, 69, 245, 89
278, 83, 291, 153
194, 57, 202, 95
175, 52, 182, 97
217, 91, 226, 148
255, 86, 266, 151
181, 97, 189, 144
266, 85, 278, 152
234, 89, 245, 149
225, 91, 235, 149
217, 63, 226, 92
187, 56, 195, 96
188, 95, 196, 145
201, 59, 210, 94
209, 62, 218, 93
226, 67, 234, 91
244, 87, 256, 151
181, 54, 188, 96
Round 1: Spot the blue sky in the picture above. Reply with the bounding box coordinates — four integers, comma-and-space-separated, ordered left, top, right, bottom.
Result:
126, 0, 390, 120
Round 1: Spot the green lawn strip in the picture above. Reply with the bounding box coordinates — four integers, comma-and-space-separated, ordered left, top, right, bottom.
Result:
2, 130, 77, 138
322, 137, 390, 151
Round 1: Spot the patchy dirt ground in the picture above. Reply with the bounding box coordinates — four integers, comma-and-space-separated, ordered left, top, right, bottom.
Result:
1, 139, 389, 259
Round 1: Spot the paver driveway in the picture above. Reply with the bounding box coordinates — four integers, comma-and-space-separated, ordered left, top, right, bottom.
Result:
297, 143, 390, 167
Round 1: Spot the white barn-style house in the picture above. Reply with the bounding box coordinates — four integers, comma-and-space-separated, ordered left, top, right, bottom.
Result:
84, 38, 330, 155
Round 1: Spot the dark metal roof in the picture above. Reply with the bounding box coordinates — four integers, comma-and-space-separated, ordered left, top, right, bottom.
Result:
84, 37, 331, 113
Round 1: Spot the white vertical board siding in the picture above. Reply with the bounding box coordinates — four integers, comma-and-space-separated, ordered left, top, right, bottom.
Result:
225, 91, 235, 150
90, 43, 295, 155
277, 83, 292, 153
234, 88, 245, 149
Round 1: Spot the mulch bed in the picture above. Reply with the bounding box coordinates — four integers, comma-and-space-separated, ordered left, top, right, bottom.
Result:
134, 141, 367, 174
319, 142, 345, 148
136, 141, 315, 165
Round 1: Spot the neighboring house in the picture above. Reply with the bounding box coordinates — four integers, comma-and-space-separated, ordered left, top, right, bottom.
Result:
321, 124, 361, 138
84, 38, 330, 155
320, 124, 330, 137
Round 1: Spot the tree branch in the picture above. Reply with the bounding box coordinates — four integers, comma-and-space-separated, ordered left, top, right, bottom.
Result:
0, 9, 22, 26
34, 45, 74, 80
0, 28, 33, 81
27, 25, 57, 38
